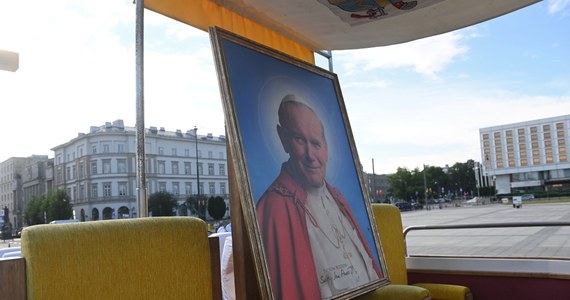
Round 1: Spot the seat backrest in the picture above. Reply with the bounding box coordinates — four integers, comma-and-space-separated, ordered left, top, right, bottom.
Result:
372, 204, 408, 285
22, 217, 212, 300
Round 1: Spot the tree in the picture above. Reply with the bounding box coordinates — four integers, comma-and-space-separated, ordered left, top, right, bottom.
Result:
23, 189, 72, 225
148, 191, 177, 217
448, 160, 477, 198
185, 196, 198, 216
207, 196, 227, 220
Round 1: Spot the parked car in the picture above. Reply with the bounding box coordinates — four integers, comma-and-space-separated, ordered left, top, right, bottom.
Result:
394, 202, 413, 211
521, 194, 535, 201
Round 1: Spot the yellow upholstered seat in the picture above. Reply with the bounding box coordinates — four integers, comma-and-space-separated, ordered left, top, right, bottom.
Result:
369, 204, 472, 300
21, 217, 212, 300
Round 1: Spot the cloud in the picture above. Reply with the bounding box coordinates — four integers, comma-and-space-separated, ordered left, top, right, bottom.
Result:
548, 0, 570, 14
334, 31, 469, 79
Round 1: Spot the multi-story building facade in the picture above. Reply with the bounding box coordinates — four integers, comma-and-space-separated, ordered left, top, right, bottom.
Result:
479, 115, 570, 195
51, 120, 229, 221
363, 172, 391, 203
0, 155, 50, 229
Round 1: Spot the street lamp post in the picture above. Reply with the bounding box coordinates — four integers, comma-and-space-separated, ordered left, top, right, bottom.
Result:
194, 127, 202, 220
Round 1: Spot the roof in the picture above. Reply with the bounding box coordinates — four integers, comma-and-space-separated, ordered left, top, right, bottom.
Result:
145, 0, 540, 55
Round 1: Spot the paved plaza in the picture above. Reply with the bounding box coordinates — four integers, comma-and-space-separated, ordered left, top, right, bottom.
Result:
3, 202, 570, 259
401, 202, 570, 258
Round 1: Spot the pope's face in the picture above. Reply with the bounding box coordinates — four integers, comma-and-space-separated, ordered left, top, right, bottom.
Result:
279, 104, 328, 188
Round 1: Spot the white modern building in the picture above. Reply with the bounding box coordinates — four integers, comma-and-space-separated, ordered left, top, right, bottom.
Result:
479, 115, 570, 195
52, 120, 229, 221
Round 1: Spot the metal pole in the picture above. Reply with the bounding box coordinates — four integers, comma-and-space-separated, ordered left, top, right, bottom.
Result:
372, 158, 376, 202
423, 164, 428, 206
194, 127, 202, 219
135, 0, 148, 218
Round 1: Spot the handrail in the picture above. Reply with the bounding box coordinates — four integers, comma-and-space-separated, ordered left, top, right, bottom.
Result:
403, 221, 570, 256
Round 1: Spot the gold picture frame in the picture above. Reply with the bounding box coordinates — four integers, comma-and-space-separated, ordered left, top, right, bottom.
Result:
210, 27, 389, 300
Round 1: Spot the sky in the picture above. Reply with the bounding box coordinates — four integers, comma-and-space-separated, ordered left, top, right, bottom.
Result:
0, 0, 569, 175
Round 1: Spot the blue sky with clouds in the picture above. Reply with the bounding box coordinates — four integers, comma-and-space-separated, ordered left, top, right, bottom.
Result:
1, 0, 569, 174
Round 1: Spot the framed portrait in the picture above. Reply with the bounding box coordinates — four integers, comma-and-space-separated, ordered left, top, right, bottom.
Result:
210, 27, 389, 300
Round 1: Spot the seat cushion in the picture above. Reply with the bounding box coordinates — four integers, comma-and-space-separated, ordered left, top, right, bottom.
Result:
413, 283, 472, 300
22, 217, 212, 300
354, 284, 431, 300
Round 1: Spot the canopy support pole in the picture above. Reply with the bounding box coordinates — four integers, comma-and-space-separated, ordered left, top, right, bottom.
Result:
135, 0, 148, 218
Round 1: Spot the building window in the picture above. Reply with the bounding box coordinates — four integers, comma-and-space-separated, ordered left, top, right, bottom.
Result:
92, 144, 98, 154
208, 163, 214, 175
185, 182, 192, 195
198, 163, 203, 175
208, 151, 213, 159
66, 167, 71, 180
172, 182, 179, 195
545, 140, 552, 147
219, 152, 224, 159
159, 182, 166, 192
91, 184, 98, 197
560, 155, 567, 162
546, 156, 554, 164
117, 159, 127, 173
79, 184, 85, 200
91, 161, 97, 175
199, 182, 204, 195
103, 183, 112, 197
508, 160, 515, 167
118, 182, 127, 196
184, 162, 191, 175
158, 161, 165, 174
219, 164, 226, 176
172, 161, 179, 175
185, 149, 190, 157
209, 182, 215, 195
103, 159, 111, 174
172, 148, 177, 156
103, 144, 110, 153
220, 182, 226, 195
530, 126, 537, 133
197, 150, 202, 158
158, 147, 164, 155
117, 144, 125, 153
521, 159, 528, 166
